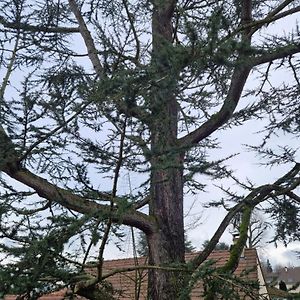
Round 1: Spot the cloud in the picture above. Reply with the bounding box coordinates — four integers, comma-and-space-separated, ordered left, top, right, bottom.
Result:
260, 242, 300, 267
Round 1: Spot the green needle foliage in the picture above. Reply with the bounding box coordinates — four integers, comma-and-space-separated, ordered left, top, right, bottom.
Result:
0, 0, 300, 299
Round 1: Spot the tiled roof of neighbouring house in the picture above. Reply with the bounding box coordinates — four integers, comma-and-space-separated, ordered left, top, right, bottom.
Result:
100, 248, 259, 299
264, 266, 300, 286
5, 248, 261, 300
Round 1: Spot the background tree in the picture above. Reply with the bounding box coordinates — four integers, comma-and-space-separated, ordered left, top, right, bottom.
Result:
261, 259, 273, 274
202, 240, 230, 251
231, 209, 272, 248
137, 232, 196, 257
0, 0, 300, 299
279, 280, 288, 292
246, 212, 272, 248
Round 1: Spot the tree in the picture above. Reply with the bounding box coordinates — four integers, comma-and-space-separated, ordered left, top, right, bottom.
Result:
137, 232, 196, 257
266, 259, 273, 273
202, 240, 230, 251
231, 209, 272, 248
279, 280, 288, 292
246, 212, 271, 248
0, 0, 300, 299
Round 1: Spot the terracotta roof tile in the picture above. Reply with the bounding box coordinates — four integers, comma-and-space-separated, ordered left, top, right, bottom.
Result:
5, 249, 260, 300
4, 289, 85, 300
100, 248, 259, 299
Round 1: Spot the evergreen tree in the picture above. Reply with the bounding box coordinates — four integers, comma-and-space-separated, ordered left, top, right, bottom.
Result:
202, 240, 230, 251
266, 259, 273, 273
0, 1, 300, 299
137, 232, 196, 257
279, 280, 288, 292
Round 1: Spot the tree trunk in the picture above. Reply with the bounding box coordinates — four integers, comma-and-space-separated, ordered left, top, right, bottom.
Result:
147, 152, 186, 299
143, 1, 188, 298
147, 95, 187, 298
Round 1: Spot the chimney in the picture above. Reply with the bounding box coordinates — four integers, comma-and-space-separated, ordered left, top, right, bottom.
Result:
231, 229, 245, 258
232, 229, 240, 244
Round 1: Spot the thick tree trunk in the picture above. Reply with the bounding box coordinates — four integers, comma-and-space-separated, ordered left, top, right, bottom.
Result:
147, 94, 186, 299
146, 2, 189, 298
147, 153, 186, 299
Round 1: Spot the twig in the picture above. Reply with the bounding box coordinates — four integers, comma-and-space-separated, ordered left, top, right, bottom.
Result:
97, 119, 127, 280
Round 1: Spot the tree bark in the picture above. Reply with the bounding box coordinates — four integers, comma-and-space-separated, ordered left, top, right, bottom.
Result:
146, 2, 189, 298
147, 151, 186, 299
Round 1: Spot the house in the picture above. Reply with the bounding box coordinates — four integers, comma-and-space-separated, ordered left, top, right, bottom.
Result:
3, 289, 78, 300
4, 248, 270, 299
264, 266, 300, 293
263, 266, 300, 299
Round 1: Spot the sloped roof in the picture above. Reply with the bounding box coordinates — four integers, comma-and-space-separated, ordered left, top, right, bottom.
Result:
5, 249, 260, 300
265, 266, 300, 285
4, 289, 67, 300
101, 248, 259, 299
4, 289, 85, 300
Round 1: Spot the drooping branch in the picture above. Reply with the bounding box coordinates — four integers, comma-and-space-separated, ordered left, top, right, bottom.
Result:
0, 128, 154, 233
0, 15, 80, 33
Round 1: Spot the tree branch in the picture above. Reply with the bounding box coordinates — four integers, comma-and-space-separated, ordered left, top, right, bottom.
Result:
0, 15, 80, 33
224, 2, 300, 40
97, 120, 127, 280
251, 43, 300, 67
122, 0, 140, 61
68, 0, 103, 77
190, 163, 300, 271
7, 166, 154, 232
250, 2, 300, 35
179, 64, 251, 147
179, 1, 254, 148
18, 99, 94, 162
0, 128, 154, 233
221, 205, 252, 273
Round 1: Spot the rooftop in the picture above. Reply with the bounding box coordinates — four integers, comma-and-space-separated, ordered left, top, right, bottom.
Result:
5, 248, 261, 300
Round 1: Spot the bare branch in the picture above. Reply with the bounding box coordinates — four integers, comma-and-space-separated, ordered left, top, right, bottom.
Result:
0, 33, 20, 103
98, 120, 127, 280
68, 0, 103, 77
122, 0, 140, 61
